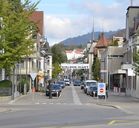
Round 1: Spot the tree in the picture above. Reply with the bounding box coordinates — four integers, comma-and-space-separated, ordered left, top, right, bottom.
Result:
92, 56, 100, 80
133, 49, 139, 75
109, 38, 119, 46
51, 43, 67, 64
52, 63, 62, 79
0, 0, 39, 75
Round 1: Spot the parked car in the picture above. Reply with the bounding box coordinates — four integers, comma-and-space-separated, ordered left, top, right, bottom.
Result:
84, 80, 97, 94
56, 81, 65, 88
73, 80, 81, 86
64, 79, 70, 86
80, 81, 85, 89
88, 85, 98, 97
46, 83, 62, 97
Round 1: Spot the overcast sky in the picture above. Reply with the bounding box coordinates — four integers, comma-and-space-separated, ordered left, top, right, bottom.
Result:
31, 0, 139, 45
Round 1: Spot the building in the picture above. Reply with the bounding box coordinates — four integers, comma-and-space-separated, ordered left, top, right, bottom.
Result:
0, 11, 52, 95
101, 46, 124, 90
87, 40, 97, 79
65, 49, 84, 63
121, 6, 139, 97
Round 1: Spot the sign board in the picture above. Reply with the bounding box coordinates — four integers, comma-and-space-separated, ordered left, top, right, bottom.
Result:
61, 63, 89, 69
97, 82, 106, 96
30, 73, 37, 81
127, 69, 135, 76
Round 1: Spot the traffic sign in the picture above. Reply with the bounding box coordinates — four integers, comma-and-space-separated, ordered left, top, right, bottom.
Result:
30, 73, 37, 80
100, 88, 104, 93
97, 82, 106, 96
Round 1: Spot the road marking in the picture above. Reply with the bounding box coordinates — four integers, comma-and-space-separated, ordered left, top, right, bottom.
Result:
108, 120, 116, 125
71, 85, 82, 105
108, 119, 139, 125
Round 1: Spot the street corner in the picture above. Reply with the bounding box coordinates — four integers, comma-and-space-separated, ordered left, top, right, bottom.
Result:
95, 101, 120, 109
8, 94, 27, 104
0, 107, 12, 113
95, 101, 134, 115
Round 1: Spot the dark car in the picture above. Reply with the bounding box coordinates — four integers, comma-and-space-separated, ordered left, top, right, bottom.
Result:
73, 80, 81, 86
89, 85, 98, 97
56, 81, 65, 88
46, 84, 62, 97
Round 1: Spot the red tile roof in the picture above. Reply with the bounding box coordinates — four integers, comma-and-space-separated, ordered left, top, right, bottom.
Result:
95, 32, 109, 48
65, 50, 72, 53
74, 49, 83, 54
29, 11, 44, 35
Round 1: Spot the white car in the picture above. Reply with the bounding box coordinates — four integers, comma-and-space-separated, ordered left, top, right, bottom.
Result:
64, 79, 70, 86
83, 80, 97, 94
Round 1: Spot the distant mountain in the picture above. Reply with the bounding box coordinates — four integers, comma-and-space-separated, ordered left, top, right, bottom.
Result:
60, 29, 125, 46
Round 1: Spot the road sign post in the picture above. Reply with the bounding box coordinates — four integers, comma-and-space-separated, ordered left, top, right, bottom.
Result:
30, 73, 37, 92
30, 73, 37, 102
97, 82, 106, 99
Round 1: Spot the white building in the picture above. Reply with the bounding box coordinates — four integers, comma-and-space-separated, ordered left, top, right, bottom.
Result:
65, 49, 84, 62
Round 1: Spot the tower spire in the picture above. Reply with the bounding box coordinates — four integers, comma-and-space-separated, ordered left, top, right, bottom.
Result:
130, 0, 133, 6
91, 17, 95, 42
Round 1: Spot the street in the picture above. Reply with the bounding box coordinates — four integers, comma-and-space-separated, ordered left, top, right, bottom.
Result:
0, 85, 139, 128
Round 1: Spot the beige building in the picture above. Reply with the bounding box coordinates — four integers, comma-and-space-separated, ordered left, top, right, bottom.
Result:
101, 46, 124, 90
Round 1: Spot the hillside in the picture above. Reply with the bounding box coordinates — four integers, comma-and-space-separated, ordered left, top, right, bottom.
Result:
60, 29, 125, 46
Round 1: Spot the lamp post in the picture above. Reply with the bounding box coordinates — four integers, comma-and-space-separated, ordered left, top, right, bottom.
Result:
107, 48, 112, 91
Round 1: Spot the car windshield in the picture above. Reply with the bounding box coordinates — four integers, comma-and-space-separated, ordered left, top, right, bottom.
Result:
75, 80, 81, 83
87, 82, 97, 86
57, 81, 64, 84
90, 86, 97, 91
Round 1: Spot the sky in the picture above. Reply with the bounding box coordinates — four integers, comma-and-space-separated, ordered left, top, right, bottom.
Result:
31, 0, 139, 46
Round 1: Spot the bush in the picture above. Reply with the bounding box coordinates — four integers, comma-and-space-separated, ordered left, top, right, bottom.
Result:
0, 80, 12, 88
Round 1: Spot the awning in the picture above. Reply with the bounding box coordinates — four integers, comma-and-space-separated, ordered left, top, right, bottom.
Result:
112, 69, 126, 75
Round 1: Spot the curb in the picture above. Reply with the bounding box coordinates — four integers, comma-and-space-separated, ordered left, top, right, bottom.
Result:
96, 102, 133, 114
0, 107, 12, 113
8, 94, 27, 104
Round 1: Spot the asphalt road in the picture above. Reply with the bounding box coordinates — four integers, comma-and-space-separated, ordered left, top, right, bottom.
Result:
0, 85, 139, 128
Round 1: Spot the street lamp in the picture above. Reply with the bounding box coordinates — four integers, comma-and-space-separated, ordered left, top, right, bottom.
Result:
107, 52, 112, 91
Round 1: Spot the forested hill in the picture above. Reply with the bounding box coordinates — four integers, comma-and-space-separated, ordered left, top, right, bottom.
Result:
59, 29, 125, 46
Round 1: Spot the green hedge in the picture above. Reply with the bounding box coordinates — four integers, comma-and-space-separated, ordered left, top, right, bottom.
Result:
0, 80, 12, 88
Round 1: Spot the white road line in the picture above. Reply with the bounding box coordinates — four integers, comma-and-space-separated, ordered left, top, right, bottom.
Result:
71, 85, 82, 105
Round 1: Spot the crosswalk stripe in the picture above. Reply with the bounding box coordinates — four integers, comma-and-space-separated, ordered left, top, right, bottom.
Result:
71, 85, 82, 105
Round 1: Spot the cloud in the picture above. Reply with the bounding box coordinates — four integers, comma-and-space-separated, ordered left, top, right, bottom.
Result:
43, 0, 139, 45
69, 0, 127, 29
44, 14, 91, 43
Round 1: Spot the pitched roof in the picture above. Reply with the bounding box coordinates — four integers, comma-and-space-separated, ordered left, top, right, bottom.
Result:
29, 11, 44, 35
95, 32, 109, 48
65, 50, 72, 53
74, 49, 83, 54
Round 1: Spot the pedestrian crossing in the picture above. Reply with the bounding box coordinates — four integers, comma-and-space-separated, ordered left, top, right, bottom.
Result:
34, 102, 95, 106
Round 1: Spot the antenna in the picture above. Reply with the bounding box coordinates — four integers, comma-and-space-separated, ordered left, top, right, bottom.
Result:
101, 21, 104, 33
130, 0, 133, 6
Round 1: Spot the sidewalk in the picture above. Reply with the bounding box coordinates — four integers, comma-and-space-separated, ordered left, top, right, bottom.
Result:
94, 91, 139, 115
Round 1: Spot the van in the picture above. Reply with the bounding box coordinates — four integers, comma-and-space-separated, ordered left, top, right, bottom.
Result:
83, 80, 97, 94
